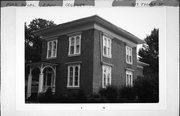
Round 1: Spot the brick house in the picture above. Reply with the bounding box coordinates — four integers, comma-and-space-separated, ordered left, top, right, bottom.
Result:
26, 15, 148, 99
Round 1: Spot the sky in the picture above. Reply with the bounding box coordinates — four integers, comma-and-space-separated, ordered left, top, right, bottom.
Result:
23, 7, 165, 44
24, 7, 165, 39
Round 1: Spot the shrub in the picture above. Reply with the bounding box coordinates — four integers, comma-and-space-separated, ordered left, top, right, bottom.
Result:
35, 79, 158, 103
76, 89, 87, 103
38, 87, 54, 103
118, 86, 136, 103
53, 89, 88, 103
99, 86, 118, 102
134, 77, 159, 103
26, 93, 38, 102
87, 94, 106, 103
60, 93, 77, 103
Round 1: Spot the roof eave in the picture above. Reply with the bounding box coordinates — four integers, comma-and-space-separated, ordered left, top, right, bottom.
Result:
33, 15, 98, 36
94, 16, 144, 45
136, 38, 145, 44
34, 15, 145, 45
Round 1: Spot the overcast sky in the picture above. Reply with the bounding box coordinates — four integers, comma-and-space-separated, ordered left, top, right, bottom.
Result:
24, 7, 165, 40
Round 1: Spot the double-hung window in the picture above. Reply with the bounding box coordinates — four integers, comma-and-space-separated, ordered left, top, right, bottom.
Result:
126, 71, 133, 87
126, 46, 133, 64
102, 65, 112, 88
103, 35, 112, 58
47, 40, 58, 58
67, 64, 80, 87
68, 35, 81, 56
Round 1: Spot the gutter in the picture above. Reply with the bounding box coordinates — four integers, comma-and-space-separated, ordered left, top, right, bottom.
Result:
100, 32, 103, 64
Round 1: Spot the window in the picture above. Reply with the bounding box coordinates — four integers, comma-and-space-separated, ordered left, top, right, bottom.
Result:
68, 35, 81, 56
102, 65, 112, 88
67, 64, 80, 87
126, 71, 133, 87
47, 40, 58, 58
43, 68, 55, 92
126, 46, 133, 64
45, 71, 53, 86
103, 35, 112, 58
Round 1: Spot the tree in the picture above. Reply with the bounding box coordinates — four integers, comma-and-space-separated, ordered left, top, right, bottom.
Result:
138, 28, 159, 75
137, 28, 159, 102
25, 18, 56, 64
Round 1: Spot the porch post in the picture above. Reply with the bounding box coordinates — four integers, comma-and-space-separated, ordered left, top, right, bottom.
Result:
38, 67, 44, 93
52, 67, 56, 93
27, 68, 32, 99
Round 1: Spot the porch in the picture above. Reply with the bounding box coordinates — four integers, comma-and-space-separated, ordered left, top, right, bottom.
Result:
26, 62, 58, 100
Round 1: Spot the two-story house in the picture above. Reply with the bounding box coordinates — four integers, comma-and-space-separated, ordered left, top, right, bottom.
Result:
26, 15, 148, 99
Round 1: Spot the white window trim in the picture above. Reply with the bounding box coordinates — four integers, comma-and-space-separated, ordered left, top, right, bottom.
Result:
126, 70, 133, 87
68, 34, 81, 56
102, 65, 112, 88
46, 40, 58, 59
126, 46, 133, 64
103, 35, 112, 58
67, 64, 80, 88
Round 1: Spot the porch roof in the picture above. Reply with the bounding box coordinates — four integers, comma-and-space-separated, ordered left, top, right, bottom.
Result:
26, 61, 58, 67
137, 60, 149, 67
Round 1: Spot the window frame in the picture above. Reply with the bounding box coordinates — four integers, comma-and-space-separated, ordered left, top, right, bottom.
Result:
45, 70, 54, 87
67, 64, 80, 88
126, 46, 133, 64
46, 40, 58, 59
102, 65, 112, 88
103, 35, 112, 58
68, 34, 81, 56
126, 70, 133, 87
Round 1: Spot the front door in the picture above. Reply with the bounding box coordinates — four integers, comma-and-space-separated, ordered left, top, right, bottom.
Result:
44, 68, 54, 92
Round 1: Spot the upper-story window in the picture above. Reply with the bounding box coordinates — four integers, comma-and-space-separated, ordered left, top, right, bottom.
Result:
126, 70, 133, 87
68, 35, 81, 56
47, 40, 58, 59
102, 65, 112, 88
67, 64, 80, 88
103, 35, 112, 58
126, 46, 133, 64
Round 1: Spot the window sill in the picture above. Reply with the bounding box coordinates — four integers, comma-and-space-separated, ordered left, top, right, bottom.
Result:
103, 55, 112, 59
125, 67, 135, 72
126, 85, 133, 87
126, 62, 133, 65
67, 86, 80, 89
46, 57, 57, 60
68, 54, 81, 57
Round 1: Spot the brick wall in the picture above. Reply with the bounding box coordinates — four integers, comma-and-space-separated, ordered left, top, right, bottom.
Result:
92, 29, 138, 93
92, 29, 101, 93
41, 28, 139, 95
41, 29, 94, 95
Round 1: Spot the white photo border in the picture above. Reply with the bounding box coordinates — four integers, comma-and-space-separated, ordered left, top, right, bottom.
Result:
15, 7, 167, 110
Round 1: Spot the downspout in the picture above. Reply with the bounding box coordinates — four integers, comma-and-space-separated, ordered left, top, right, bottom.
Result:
100, 32, 103, 88
100, 32, 103, 64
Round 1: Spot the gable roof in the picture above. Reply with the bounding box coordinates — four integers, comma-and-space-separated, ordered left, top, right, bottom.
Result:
34, 15, 144, 44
